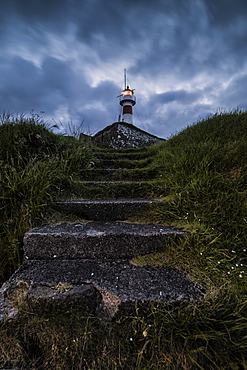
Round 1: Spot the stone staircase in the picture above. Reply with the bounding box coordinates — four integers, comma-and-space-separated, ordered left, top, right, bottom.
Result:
0, 146, 203, 320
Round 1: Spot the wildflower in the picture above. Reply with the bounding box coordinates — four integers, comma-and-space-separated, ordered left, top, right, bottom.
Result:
239, 274, 243, 278
130, 338, 133, 342
200, 252, 203, 255
143, 331, 148, 337
231, 250, 236, 253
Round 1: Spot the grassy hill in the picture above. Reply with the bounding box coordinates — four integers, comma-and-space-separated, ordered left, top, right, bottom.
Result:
0, 112, 246, 369
0, 114, 92, 282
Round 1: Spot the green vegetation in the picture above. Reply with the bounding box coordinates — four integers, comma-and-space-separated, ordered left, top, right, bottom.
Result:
0, 114, 91, 281
0, 111, 247, 369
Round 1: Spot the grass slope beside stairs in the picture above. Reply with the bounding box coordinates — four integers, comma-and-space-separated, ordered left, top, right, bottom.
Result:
0, 112, 247, 369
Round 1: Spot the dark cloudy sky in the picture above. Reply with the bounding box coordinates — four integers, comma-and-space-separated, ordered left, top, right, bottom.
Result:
1, 0, 247, 138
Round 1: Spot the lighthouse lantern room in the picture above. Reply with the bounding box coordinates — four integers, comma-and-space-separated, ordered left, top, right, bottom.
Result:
119, 69, 136, 124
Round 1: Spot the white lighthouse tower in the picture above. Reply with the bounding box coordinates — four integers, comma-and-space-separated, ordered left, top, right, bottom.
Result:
119, 69, 136, 124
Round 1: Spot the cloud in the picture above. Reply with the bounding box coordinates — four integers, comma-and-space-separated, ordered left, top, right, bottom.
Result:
1, 0, 247, 138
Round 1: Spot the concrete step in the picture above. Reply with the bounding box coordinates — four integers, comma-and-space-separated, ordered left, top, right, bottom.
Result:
52, 199, 163, 221
93, 150, 149, 161
2, 260, 203, 319
23, 222, 183, 260
78, 180, 135, 184
81, 168, 158, 181
92, 146, 148, 154
94, 158, 151, 169
64, 180, 166, 199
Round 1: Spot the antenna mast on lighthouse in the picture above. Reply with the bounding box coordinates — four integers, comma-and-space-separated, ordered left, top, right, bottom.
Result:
119, 69, 136, 124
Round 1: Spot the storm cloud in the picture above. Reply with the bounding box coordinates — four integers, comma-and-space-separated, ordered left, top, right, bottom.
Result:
1, 0, 247, 138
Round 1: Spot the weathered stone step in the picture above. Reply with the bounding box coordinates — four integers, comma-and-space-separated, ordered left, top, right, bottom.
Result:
81, 168, 158, 181
93, 150, 149, 160
53, 199, 163, 221
92, 146, 148, 154
23, 222, 183, 260
79, 180, 134, 184
1, 260, 203, 319
93, 158, 151, 169
67, 180, 166, 199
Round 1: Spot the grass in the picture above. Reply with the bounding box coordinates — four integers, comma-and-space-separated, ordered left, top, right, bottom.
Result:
1, 291, 246, 369
0, 111, 247, 369
0, 114, 92, 282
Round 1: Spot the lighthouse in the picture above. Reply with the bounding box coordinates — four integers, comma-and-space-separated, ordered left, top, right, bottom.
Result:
91, 70, 165, 148
119, 69, 136, 124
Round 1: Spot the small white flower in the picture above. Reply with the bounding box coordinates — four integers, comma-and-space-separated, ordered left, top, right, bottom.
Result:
130, 338, 133, 341
231, 250, 236, 253
239, 274, 243, 278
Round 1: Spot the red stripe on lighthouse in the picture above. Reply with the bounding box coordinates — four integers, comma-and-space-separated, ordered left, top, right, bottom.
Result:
123, 105, 132, 115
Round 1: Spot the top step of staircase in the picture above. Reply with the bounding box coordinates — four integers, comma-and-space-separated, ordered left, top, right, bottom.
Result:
93, 158, 151, 169
91, 146, 149, 153
92, 150, 150, 160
